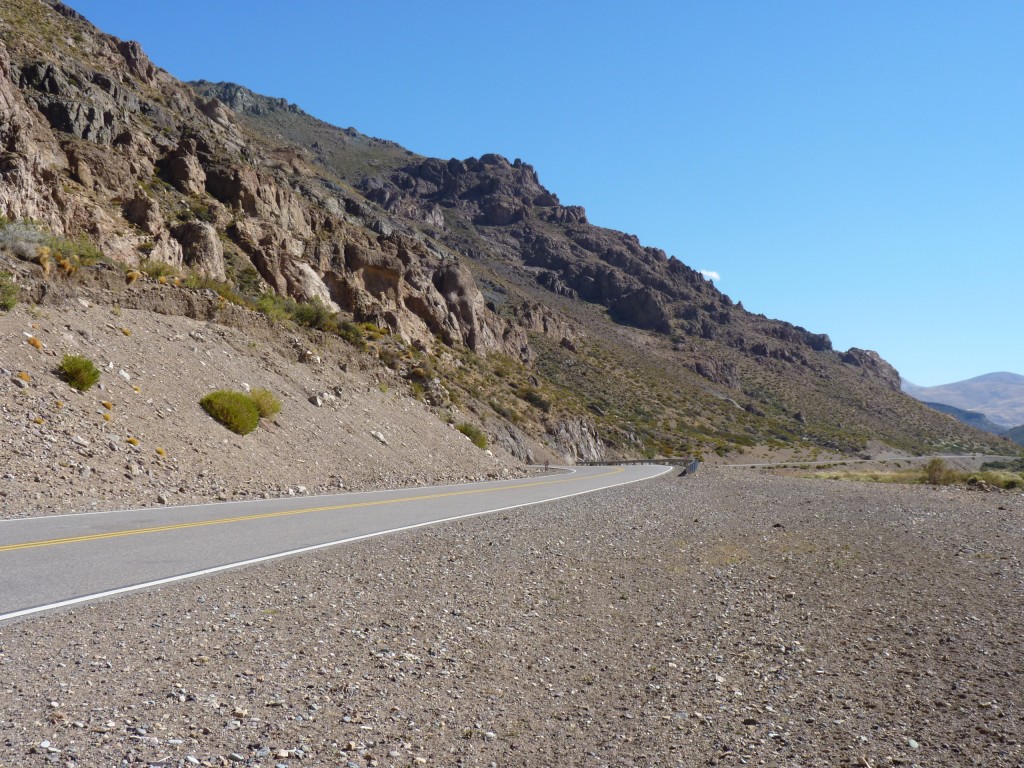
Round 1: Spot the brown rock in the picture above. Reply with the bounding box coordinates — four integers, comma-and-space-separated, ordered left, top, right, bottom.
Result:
162, 138, 206, 195
116, 40, 157, 84
172, 221, 226, 280
123, 192, 164, 235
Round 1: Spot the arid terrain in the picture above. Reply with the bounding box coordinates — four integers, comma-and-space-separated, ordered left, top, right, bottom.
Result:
2, 3, 1022, 767
1, 469, 1021, 767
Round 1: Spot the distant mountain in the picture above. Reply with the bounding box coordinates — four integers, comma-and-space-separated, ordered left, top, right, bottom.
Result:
920, 402, 1008, 435
1005, 425, 1024, 447
903, 373, 1024, 428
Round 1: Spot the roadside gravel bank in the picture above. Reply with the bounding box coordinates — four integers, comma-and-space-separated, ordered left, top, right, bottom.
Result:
1, 469, 1021, 766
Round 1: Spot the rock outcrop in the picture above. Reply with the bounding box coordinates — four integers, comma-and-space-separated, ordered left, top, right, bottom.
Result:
0, 0, 526, 363
842, 348, 902, 392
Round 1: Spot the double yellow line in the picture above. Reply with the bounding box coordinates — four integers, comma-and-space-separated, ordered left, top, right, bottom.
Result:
0, 467, 625, 554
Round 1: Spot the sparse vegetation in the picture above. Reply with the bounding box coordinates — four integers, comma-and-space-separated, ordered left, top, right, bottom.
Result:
139, 259, 179, 279
252, 292, 366, 349
516, 384, 552, 412
291, 297, 336, 331
184, 272, 255, 310
199, 390, 261, 435
0, 219, 103, 273
456, 422, 488, 450
0, 271, 20, 311
811, 458, 1024, 490
57, 354, 101, 391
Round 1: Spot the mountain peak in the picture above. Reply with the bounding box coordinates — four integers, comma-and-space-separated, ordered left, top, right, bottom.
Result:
189, 80, 305, 118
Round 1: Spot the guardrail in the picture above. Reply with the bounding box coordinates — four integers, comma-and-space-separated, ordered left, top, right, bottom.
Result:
578, 458, 701, 476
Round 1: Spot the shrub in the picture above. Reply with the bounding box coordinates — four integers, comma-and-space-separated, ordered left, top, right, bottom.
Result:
255, 291, 294, 324
516, 384, 552, 412
200, 390, 261, 435
337, 320, 366, 349
184, 272, 255, 310
0, 221, 47, 260
139, 259, 179, 279
0, 221, 103, 267
291, 298, 337, 332
456, 422, 488, 450
0, 271, 19, 311
58, 354, 101, 391
249, 387, 281, 418
176, 196, 216, 224
47, 232, 103, 266
923, 458, 955, 485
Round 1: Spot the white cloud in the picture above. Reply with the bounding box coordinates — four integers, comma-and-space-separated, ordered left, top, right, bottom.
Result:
700, 270, 720, 282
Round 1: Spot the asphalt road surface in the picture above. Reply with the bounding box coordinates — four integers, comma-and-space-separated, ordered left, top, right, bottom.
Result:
0, 464, 672, 623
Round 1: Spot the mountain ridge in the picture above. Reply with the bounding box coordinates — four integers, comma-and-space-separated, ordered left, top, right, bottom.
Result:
0, 0, 1015, 460
904, 372, 1024, 428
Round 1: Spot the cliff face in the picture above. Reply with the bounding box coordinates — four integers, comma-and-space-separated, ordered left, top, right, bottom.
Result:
0, 0, 524, 359
1, 1, 1011, 459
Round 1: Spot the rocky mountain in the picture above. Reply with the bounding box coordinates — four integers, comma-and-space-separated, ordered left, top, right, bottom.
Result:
904, 372, 1024, 429
0, 0, 1015, 463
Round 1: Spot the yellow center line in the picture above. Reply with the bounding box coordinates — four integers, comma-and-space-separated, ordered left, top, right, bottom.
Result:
0, 467, 626, 553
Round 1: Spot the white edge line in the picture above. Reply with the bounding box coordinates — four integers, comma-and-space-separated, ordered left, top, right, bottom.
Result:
0, 467, 582, 523
0, 465, 674, 624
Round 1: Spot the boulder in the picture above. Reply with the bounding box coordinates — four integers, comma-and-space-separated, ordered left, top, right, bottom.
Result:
172, 220, 226, 280
162, 138, 206, 195
123, 191, 164, 235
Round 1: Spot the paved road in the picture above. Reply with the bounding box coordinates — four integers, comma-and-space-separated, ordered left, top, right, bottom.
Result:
0, 464, 673, 623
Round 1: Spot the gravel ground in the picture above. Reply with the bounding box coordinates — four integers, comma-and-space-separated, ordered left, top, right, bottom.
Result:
1, 469, 1022, 767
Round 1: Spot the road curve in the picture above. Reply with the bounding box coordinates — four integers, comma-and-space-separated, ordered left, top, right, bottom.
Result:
0, 464, 673, 623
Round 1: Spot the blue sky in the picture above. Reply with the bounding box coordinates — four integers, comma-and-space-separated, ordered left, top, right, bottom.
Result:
65, 1, 1023, 385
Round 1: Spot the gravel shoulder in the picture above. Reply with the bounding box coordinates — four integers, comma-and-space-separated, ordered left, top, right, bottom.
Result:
1, 469, 1021, 767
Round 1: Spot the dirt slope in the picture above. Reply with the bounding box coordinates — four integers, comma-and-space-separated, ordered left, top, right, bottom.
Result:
0, 264, 524, 520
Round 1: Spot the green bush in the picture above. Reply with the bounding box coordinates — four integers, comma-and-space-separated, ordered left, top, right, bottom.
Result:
291, 298, 337, 332
923, 458, 955, 485
58, 354, 101, 391
255, 291, 294, 324
0, 220, 103, 266
456, 422, 488, 450
249, 387, 281, 418
139, 259, 179, 279
200, 390, 261, 435
0, 271, 18, 311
